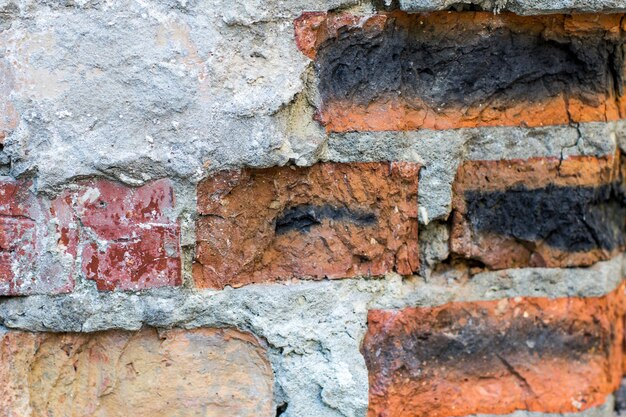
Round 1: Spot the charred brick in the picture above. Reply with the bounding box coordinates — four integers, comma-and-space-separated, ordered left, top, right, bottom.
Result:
275, 204, 377, 235
450, 155, 625, 269
317, 22, 615, 109
465, 182, 626, 252
362, 286, 626, 417
296, 12, 626, 131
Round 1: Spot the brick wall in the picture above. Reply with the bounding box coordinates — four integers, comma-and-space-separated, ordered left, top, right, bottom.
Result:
1, 1, 626, 416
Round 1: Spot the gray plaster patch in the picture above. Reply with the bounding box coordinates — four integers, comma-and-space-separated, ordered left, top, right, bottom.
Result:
0, 255, 623, 417
0, 0, 318, 189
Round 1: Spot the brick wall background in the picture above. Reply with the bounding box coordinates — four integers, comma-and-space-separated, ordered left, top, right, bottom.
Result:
1, 1, 626, 416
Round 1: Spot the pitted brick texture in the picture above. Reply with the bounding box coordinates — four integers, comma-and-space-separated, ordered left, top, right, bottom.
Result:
0, 327, 274, 416
194, 162, 419, 289
362, 284, 626, 417
1, 2, 626, 416
295, 12, 626, 132
451, 153, 626, 269
62, 179, 182, 291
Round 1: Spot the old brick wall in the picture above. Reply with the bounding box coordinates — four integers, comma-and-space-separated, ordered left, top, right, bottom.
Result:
1, 0, 626, 416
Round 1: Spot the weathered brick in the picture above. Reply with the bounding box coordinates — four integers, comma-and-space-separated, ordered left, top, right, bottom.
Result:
295, 12, 626, 132
0, 179, 75, 295
362, 284, 626, 417
194, 162, 419, 289
0, 178, 181, 293
451, 154, 626, 269
0, 327, 274, 416
62, 179, 182, 291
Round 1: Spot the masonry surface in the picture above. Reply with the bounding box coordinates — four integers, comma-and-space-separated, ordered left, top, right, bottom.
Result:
1, 1, 626, 417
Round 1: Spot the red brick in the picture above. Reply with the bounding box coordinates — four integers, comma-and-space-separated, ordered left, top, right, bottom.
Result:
0, 178, 181, 293
62, 179, 182, 291
450, 154, 625, 269
294, 12, 626, 132
194, 162, 419, 289
82, 225, 180, 291
0, 218, 36, 286
0, 180, 75, 295
362, 284, 626, 417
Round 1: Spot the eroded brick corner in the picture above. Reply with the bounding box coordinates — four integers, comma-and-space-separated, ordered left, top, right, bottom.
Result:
194, 162, 420, 289
362, 284, 626, 417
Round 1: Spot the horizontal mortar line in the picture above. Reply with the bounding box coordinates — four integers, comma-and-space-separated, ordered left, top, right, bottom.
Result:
327, 121, 624, 161
0, 253, 623, 333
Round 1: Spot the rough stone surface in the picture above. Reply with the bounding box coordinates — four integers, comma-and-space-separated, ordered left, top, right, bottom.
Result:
1, 2, 626, 417
396, 0, 626, 14
194, 162, 419, 288
0, 0, 316, 189
363, 284, 625, 417
0, 327, 274, 417
451, 154, 626, 269
0, 255, 623, 417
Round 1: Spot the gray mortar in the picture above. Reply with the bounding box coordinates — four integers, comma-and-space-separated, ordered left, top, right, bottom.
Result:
0, 255, 623, 417
328, 122, 619, 222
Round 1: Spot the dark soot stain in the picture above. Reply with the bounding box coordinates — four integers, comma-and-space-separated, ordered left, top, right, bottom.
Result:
316, 18, 623, 107
363, 309, 608, 376
275, 204, 377, 235
464, 183, 626, 251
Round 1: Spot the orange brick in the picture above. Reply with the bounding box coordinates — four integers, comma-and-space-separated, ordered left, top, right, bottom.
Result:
450, 154, 625, 269
295, 11, 626, 132
362, 284, 626, 417
0, 328, 273, 416
194, 162, 419, 289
